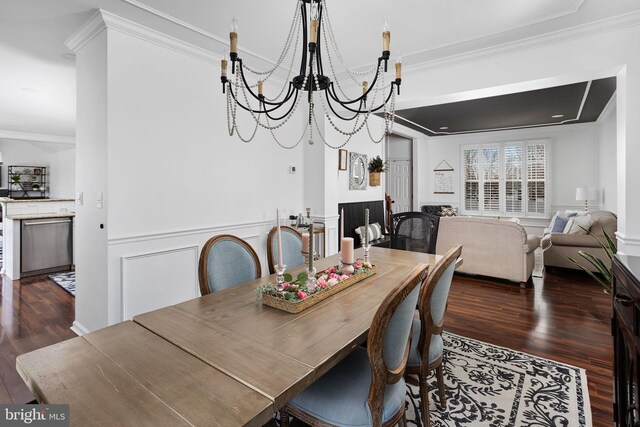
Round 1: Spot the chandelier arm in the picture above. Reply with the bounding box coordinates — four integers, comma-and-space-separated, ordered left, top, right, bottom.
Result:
262, 90, 301, 121
322, 89, 365, 121
299, 1, 309, 77
237, 60, 297, 108
315, 3, 325, 77
227, 82, 298, 114
325, 59, 384, 106
327, 81, 396, 114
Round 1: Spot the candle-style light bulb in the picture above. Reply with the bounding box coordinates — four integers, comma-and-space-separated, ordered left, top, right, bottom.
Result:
230, 17, 238, 58
382, 17, 391, 53
310, 3, 319, 44
221, 50, 228, 78
395, 57, 402, 80
362, 81, 368, 95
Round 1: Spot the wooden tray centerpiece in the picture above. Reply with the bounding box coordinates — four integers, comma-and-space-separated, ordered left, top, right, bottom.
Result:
257, 261, 376, 313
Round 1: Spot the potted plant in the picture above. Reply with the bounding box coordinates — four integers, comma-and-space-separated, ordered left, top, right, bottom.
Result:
10, 173, 21, 191
32, 183, 41, 192
568, 226, 617, 294
367, 155, 388, 187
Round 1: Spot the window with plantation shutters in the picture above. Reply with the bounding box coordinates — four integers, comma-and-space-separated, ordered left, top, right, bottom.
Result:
463, 147, 479, 211
526, 143, 546, 215
461, 140, 548, 217
483, 146, 500, 212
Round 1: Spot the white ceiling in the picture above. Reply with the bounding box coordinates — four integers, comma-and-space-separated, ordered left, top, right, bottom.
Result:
1, 0, 639, 140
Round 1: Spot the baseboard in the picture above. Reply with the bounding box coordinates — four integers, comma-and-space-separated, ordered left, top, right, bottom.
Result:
71, 321, 90, 336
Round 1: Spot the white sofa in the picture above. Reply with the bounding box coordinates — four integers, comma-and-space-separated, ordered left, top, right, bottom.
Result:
436, 217, 540, 287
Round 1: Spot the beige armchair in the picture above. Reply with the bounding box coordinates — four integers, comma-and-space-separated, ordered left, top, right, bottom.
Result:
436, 217, 540, 288
541, 210, 617, 271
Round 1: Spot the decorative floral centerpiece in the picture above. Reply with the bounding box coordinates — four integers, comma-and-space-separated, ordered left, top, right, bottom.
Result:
258, 261, 375, 313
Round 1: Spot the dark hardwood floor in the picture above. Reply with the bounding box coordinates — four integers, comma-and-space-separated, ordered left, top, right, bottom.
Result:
0, 268, 613, 425
0, 273, 76, 403
446, 269, 613, 426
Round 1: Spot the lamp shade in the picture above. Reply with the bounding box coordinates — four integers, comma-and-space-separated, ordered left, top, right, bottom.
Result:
576, 187, 598, 201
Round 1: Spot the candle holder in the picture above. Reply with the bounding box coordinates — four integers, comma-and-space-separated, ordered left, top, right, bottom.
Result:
306, 266, 317, 293
341, 260, 355, 275
275, 264, 287, 294
303, 251, 318, 265
363, 244, 371, 264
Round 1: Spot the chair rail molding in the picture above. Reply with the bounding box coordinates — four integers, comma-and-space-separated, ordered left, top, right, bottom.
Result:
616, 232, 640, 255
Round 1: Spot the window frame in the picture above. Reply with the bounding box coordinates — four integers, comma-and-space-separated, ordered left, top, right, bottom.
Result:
460, 139, 549, 218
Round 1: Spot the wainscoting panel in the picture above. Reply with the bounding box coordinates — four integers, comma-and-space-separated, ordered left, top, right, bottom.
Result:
121, 246, 199, 320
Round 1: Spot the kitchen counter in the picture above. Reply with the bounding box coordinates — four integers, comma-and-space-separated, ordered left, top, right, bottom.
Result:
5, 213, 75, 220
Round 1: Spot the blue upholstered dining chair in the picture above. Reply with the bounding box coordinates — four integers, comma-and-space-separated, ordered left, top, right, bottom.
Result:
198, 234, 262, 296
280, 263, 430, 427
266, 225, 305, 275
405, 244, 462, 426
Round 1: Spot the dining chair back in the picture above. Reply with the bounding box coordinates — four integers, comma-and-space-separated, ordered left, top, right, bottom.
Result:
408, 244, 462, 425
281, 263, 429, 427
266, 226, 305, 274
390, 212, 440, 254
198, 234, 261, 296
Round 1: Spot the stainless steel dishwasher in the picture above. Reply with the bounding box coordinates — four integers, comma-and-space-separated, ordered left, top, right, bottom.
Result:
21, 217, 73, 277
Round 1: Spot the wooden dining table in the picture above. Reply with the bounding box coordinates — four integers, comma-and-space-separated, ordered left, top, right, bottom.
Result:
16, 247, 443, 426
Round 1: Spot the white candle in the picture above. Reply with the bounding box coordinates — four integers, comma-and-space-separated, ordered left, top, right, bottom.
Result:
301, 233, 310, 253
364, 208, 370, 247
276, 209, 283, 269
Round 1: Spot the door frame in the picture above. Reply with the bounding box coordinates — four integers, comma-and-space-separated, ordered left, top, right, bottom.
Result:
385, 133, 418, 212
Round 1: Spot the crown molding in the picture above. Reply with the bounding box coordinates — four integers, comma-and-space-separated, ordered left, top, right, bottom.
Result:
404, 9, 640, 74
0, 129, 75, 145
65, 9, 107, 53
120, 0, 289, 74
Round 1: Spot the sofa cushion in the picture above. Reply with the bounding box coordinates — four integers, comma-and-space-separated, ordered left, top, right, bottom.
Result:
551, 216, 572, 233
440, 207, 458, 217
355, 222, 383, 245
566, 214, 593, 235
548, 233, 602, 248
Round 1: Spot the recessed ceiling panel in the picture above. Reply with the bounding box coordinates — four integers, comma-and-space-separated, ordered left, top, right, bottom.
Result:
392, 77, 616, 137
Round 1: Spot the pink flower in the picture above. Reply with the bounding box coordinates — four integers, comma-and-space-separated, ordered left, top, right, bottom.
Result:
363, 262, 372, 268
297, 291, 308, 299
327, 278, 339, 287
326, 267, 335, 274
340, 274, 350, 280
329, 272, 339, 280
354, 261, 363, 269
320, 274, 328, 281
317, 278, 328, 288
283, 282, 290, 289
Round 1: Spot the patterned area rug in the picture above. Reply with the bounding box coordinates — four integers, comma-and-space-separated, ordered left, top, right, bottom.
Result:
48, 271, 76, 296
405, 332, 591, 426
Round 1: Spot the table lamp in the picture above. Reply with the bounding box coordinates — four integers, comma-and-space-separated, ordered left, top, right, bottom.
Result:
575, 187, 598, 210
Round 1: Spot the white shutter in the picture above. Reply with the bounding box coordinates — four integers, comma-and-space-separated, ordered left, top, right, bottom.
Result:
483, 146, 500, 212
463, 147, 479, 212
526, 143, 546, 215
504, 144, 523, 214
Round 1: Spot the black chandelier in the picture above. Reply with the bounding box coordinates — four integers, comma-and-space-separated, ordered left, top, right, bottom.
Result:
220, 0, 402, 148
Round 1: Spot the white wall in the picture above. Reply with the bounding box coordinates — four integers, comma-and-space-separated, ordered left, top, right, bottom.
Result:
420, 124, 599, 211
0, 139, 75, 197
398, 19, 640, 253
71, 13, 307, 331
331, 116, 386, 204
598, 99, 617, 213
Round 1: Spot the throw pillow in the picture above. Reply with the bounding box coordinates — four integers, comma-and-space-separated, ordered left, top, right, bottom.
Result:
567, 214, 593, 234
551, 216, 572, 233
354, 222, 383, 245
548, 211, 578, 232
440, 207, 458, 217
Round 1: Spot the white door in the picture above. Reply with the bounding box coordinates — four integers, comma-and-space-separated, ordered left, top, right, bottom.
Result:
389, 160, 412, 214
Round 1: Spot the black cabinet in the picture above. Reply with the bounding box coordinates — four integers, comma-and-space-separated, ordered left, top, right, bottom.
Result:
613, 255, 640, 426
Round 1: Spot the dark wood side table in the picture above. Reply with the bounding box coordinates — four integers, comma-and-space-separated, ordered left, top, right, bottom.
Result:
612, 255, 640, 426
